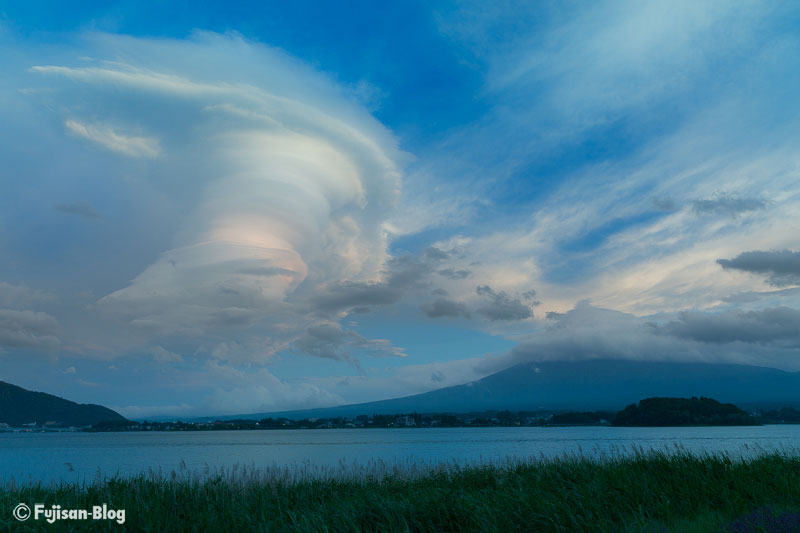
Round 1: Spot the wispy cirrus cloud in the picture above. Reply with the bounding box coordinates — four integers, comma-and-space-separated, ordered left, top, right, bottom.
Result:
64, 119, 161, 158
52, 202, 104, 220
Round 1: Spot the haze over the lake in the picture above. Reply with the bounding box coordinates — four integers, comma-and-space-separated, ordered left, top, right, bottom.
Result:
2, 1, 800, 419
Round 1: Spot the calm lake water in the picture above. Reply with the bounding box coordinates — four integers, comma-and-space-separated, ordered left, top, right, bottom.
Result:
2, 426, 800, 485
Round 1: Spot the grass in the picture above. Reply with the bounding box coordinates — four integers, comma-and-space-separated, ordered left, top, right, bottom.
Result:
2, 448, 800, 532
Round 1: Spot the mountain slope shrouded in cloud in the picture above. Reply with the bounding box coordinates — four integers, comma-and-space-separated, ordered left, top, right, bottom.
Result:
0, 381, 126, 427
226, 359, 800, 420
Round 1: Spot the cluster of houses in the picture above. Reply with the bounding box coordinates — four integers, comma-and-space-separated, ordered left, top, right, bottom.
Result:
0, 421, 84, 432
88, 411, 558, 432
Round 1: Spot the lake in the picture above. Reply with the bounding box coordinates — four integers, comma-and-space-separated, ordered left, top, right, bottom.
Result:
2, 425, 800, 485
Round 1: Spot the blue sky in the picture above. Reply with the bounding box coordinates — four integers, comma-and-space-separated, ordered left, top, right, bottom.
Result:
2, 1, 800, 418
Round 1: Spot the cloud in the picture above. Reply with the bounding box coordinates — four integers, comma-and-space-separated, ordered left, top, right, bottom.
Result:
202, 361, 345, 416
484, 1, 770, 122
437, 268, 471, 280
420, 298, 471, 318
408, 0, 800, 321
692, 194, 766, 217
311, 280, 402, 314
506, 302, 800, 371
420, 285, 538, 321
148, 345, 183, 363
423, 246, 450, 260
720, 292, 764, 304
5, 6, 800, 415
652, 198, 677, 211
112, 358, 352, 418
113, 403, 194, 419
64, 119, 161, 158
20, 32, 404, 351
718, 250, 800, 287
291, 321, 405, 363
662, 307, 800, 345
0, 309, 60, 351
475, 285, 533, 321
720, 287, 800, 304
202, 338, 285, 365
306, 354, 501, 406
309, 250, 447, 315
0, 282, 54, 309
52, 202, 104, 220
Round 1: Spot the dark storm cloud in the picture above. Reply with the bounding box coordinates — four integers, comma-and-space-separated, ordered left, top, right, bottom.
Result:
292, 323, 365, 361
420, 298, 471, 318
384, 254, 435, 289
311, 281, 403, 313
520, 290, 541, 305
421, 285, 536, 321
311, 250, 453, 314
207, 307, 259, 328
291, 322, 404, 362
423, 246, 450, 260
717, 250, 800, 286
437, 268, 471, 280
52, 202, 104, 220
661, 307, 800, 345
692, 194, 766, 217
475, 285, 533, 321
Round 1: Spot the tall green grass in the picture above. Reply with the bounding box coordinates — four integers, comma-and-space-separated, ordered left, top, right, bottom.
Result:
2, 448, 799, 532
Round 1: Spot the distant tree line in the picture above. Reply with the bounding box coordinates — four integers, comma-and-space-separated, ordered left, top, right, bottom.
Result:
87, 410, 552, 432
549, 411, 616, 425
758, 407, 800, 424
84, 399, 800, 432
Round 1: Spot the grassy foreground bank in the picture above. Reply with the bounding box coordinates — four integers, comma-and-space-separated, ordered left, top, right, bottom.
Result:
2, 450, 800, 532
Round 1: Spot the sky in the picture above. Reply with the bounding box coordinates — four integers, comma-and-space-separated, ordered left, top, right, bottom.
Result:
2, 0, 800, 418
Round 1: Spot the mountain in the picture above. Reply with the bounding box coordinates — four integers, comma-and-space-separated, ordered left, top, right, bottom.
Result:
213, 359, 800, 420
0, 381, 127, 427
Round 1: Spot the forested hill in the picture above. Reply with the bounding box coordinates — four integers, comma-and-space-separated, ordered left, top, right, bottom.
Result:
0, 381, 126, 427
613, 397, 759, 426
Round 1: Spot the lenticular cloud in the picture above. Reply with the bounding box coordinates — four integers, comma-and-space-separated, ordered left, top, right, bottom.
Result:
30, 32, 402, 335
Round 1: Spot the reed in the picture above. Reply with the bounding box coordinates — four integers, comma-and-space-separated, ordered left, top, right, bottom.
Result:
2, 448, 799, 532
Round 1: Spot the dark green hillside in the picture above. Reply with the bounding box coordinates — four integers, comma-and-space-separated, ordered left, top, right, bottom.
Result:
0, 381, 126, 427
613, 396, 759, 426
